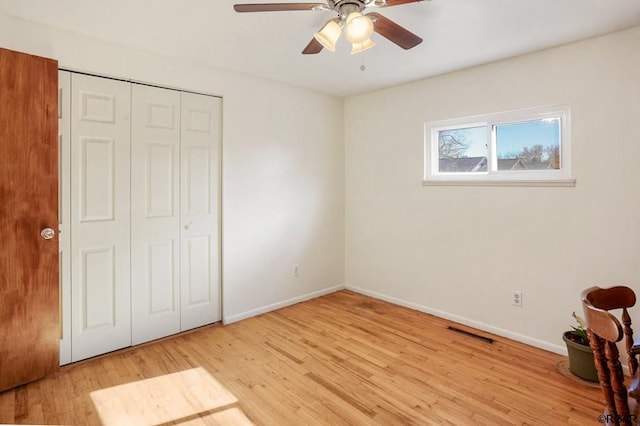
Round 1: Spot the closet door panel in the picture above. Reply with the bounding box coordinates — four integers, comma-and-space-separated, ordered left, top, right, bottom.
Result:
131, 85, 181, 345
70, 74, 131, 362
184, 235, 211, 304
180, 93, 221, 331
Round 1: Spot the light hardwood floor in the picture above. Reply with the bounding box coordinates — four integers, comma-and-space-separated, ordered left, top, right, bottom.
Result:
0, 290, 605, 425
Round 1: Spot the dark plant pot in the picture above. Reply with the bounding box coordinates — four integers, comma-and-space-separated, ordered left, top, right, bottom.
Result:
563, 331, 598, 382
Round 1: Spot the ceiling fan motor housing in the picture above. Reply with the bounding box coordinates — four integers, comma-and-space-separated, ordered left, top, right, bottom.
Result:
331, 0, 368, 18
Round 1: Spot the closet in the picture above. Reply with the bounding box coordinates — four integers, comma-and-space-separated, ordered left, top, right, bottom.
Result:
59, 72, 221, 363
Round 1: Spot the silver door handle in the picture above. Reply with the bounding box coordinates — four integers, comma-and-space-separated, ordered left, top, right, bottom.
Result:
41, 227, 55, 240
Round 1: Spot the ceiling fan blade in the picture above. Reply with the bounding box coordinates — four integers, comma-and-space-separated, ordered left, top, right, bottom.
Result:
373, 0, 425, 7
367, 12, 423, 50
234, 3, 326, 12
302, 37, 324, 54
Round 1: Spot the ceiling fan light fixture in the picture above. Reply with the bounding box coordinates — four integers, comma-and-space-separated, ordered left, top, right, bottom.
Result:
344, 12, 374, 44
351, 38, 376, 55
233, 1, 425, 55
313, 20, 342, 52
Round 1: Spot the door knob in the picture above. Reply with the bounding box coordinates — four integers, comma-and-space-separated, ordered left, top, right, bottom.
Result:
40, 227, 55, 240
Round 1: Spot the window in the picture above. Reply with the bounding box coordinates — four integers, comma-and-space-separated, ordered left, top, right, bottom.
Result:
424, 105, 574, 186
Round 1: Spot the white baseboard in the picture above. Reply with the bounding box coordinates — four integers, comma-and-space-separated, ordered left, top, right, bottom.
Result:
345, 285, 567, 356
223, 284, 346, 324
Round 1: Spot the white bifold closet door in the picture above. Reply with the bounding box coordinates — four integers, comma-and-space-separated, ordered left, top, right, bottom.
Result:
70, 74, 132, 362
64, 74, 220, 361
130, 85, 181, 345
131, 86, 221, 344
179, 92, 221, 331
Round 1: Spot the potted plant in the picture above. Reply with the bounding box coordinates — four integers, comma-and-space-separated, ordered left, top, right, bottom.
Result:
562, 311, 598, 382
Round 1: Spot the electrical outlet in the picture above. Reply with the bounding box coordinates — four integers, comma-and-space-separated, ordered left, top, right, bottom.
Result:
293, 265, 299, 277
512, 291, 523, 307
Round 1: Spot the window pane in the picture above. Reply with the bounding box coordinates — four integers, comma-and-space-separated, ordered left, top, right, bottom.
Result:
438, 126, 487, 173
495, 118, 560, 170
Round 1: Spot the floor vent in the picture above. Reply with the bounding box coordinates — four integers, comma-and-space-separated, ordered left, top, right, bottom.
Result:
447, 326, 495, 344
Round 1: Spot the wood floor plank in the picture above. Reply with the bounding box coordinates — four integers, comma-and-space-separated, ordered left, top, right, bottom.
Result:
0, 290, 606, 425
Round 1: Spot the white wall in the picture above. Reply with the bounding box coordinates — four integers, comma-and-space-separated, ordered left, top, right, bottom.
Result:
0, 6, 345, 323
345, 26, 640, 354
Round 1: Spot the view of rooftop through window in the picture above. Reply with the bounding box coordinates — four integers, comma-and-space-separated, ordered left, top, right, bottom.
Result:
438, 118, 561, 173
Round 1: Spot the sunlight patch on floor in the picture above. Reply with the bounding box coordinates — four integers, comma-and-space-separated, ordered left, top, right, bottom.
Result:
90, 367, 253, 425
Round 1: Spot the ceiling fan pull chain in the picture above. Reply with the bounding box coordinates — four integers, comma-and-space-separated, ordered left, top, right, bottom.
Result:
360, 44, 366, 71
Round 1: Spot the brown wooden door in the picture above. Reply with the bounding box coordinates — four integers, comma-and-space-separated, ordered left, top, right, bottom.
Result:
0, 48, 59, 392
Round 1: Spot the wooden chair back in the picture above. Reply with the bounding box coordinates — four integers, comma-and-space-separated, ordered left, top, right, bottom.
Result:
582, 290, 640, 425
582, 286, 638, 376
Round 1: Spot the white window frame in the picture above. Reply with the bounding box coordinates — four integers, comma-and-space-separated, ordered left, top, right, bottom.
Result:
424, 105, 575, 187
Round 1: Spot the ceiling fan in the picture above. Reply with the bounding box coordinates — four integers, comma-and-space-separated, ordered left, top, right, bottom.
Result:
233, 0, 425, 55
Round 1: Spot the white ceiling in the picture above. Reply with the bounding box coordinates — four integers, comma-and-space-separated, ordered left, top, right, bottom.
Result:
7, 0, 640, 96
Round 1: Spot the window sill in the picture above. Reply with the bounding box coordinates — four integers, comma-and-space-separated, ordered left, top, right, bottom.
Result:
422, 179, 576, 187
